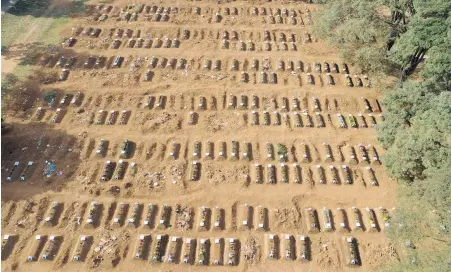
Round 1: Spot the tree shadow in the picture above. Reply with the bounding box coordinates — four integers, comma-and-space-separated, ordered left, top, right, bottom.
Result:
2, 43, 92, 115
2, 47, 87, 201
5, 0, 92, 19
1, 122, 83, 201
2, 42, 92, 66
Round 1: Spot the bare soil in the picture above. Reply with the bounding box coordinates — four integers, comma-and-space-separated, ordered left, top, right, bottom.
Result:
1, 0, 399, 271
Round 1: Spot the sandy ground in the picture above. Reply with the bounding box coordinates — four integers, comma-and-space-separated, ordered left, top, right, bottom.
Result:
1, 1, 399, 271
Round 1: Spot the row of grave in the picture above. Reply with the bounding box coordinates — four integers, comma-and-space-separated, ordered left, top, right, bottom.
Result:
210, 14, 310, 25
90, 67, 364, 88
96, 158, 381, 186
32, 107, 131, 125
27, 90, 380, 116
27, 92, 383, 127
54, 58, 345, 84
73, 27, 312, 44
3, 157, 379, 186
218, 39, 313, 51
105, 37, 311, 51
58, 67, 361, 85
93, 4, 312, 18
90, 139, 381, 165
248, 163, 379, 186
63, 36, 181, 49
96, 11, 311, 25
138, 95, 379, 113
37, 106, 382, 129
101, 109, 381, 128
36, 90, 379, 114
43, 56, 362, 86
191, 6, 314, 19
91, 4, 313, 25
35, 201, 394, 233
145, 58, 353, 74
145, 70, 365, 88
1, 234, 362, 267
109, 37, 180, 49
45, 55, 361, 79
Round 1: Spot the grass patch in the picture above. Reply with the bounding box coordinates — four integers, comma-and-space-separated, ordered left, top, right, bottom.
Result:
1, 13, 32, 47
1, 13, 69, 47
11, 65, 33, 81
1, 65, 32, 94
34, 17, 70, 45
2, 0, 85, 47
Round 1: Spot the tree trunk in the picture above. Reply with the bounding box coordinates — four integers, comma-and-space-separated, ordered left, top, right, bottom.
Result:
400, 47, 427, 81
386, 11, 408, 52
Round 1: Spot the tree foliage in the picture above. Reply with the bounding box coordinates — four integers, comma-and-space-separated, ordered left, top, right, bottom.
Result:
313, 0, 388, 74
315, 0, 451, 270
377, 82, 439, 147
381, 91, 451, 180
390, 1, 450, 79
1, 73, 19, 93
421, 43, 451, 90
314, 0, 450, 84
376, 79, 450, 271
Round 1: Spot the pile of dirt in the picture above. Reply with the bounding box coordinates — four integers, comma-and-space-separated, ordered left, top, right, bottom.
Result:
120, 72, 141, 87
91, 229, 130, 268
168, 163, 186, 187
58, 201, 79, 231
143, 170, 166, 190
203, 162, 249, 185
174, 204, 193, 231
201, 112, 245, 132
243, 235, 261, 264
362, 243, 400, 268
135, 112, 182, 134
315, 238, 342, 271
271, 207, 302, 231
68, 109, 94, 125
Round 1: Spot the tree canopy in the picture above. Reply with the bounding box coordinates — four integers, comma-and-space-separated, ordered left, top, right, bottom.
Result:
315, 0, 451, 270
314, 0, 450, 83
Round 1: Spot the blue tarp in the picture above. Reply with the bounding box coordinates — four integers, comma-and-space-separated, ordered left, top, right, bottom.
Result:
43, 161, 56, 176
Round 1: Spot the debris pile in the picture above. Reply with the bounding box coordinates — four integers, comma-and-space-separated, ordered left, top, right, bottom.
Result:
91, 231, 130, 268
243, 236, 259, 263
175, 205, 193, 231
144, 171, 165, 189
43, 160, 56, 177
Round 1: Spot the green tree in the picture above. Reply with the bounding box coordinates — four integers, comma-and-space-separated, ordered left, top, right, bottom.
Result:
314, 0, 450, 81
313, 0, 388, 74
377, 82, 436, 147
1, 73, 19, 93
382, 91, 451, 180
390, 15, 449, 79
420, 43, 451, 90
314, 1, 451, 270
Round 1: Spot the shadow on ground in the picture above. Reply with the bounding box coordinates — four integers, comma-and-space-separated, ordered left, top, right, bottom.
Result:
1, 122, 83, 201
5, 0, 89, 18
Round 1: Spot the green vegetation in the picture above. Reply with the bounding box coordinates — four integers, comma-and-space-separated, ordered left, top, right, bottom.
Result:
1, 0, 86, 97
276, 143, 288, 155
313, 0, 450, 80
1, 14, 33, 47
2, 0, 85, 47
1, 13, 69, 47
1, 65, 33, 97
276, 143, 288, 162
1, 73, 19, 93
313, 0, 389, 75
314, 0, 450, 270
